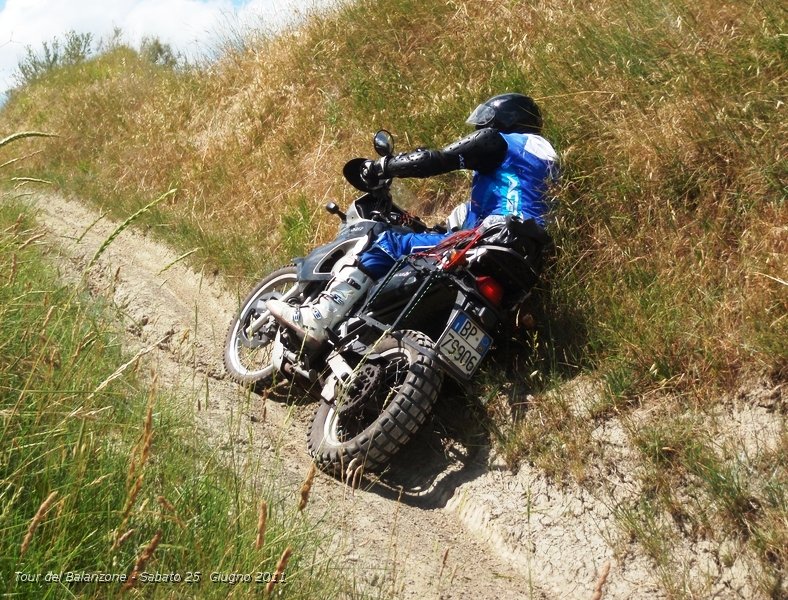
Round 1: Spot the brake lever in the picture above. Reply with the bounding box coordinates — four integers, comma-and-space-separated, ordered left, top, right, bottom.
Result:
325, 202, 347, 222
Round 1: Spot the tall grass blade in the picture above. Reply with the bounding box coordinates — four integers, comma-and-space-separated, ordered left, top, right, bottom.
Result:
85, 188, 176, 271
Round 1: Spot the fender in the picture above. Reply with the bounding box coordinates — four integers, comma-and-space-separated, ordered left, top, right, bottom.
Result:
294, 221, 378, 281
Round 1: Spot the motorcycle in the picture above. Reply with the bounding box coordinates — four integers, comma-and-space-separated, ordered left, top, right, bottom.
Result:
224, 130, 550, 474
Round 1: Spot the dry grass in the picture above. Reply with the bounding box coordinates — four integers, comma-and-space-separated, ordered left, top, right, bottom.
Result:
0, 0, 781, 393
298, 462, 317, 511
0, 0, 784, 595
266, 546, 293, 595
19, 491, 58, 557
0, 188, 363, 598
255, 500, 268, 550
590, 561, 611, 600
123, 529, 163, 591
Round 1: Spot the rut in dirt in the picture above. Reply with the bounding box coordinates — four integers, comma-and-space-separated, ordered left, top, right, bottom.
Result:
27, 193, 552, 598
28, 191, 682, 600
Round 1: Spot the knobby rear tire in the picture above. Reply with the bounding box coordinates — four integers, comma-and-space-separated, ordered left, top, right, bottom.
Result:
307, 330, 443, 474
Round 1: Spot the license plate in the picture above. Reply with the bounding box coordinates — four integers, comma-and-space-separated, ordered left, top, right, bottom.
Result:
437, 312, 492, 377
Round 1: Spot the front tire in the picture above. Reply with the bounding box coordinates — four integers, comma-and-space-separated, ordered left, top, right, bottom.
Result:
224, 266, 300, 387
307, 330, 443, 473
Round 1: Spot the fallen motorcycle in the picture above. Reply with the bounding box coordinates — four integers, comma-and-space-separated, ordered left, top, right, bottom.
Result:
224, 130, 549, 474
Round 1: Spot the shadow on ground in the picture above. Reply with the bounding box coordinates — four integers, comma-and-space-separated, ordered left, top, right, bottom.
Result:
360, 388, 499, 509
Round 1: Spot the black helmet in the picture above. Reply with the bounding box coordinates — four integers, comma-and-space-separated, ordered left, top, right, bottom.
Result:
466, 93, 543, 134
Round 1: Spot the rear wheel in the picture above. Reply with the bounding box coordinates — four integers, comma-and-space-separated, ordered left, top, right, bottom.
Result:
224, 266, 300, 386
307, 330, 443, 473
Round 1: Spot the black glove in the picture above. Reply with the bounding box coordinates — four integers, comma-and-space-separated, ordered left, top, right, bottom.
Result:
360, 157, 387, 189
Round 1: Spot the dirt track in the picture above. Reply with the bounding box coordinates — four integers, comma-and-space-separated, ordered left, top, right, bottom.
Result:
30, 191, 764, 599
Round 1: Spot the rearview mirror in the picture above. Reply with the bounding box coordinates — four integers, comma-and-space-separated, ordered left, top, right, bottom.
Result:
373, 130, 394, 157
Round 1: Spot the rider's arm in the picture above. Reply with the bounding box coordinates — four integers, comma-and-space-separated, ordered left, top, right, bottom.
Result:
379, 128, 507, 178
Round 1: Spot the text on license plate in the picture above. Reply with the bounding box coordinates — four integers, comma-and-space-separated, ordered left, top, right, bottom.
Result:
438, 313, 491, 376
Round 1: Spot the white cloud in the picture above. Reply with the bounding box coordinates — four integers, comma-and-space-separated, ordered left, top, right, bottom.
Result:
0, 0, 333, 96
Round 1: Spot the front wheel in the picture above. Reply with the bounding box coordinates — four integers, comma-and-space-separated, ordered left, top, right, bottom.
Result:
307, 330, 443, 473
224, 266, 300, 387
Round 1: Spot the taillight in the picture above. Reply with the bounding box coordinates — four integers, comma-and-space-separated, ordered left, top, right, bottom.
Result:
475, 276, 504, 306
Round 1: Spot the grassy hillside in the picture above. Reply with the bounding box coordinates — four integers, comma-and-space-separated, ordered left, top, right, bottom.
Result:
0, 197, 363, 598
1, 0, 785, 596
0, 136, 367, 598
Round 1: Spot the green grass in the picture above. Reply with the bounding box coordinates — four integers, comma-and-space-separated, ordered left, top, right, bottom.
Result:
630, 415, 787, 594
0, 195, 369, 598
4, 0, 781, 399
0, 0, 785, 595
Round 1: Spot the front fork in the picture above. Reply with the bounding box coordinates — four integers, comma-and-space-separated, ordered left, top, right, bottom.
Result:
246, 313, 268, 338
319, 351, 367, 403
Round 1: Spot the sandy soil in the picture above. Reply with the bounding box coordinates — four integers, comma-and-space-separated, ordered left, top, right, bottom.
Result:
26, 191, 776, 599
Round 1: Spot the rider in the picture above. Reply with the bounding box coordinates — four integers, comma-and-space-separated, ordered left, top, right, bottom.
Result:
266, 92, 559, 346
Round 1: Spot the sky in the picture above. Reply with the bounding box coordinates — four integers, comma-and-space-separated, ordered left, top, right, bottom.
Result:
0, 0, 331, 97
